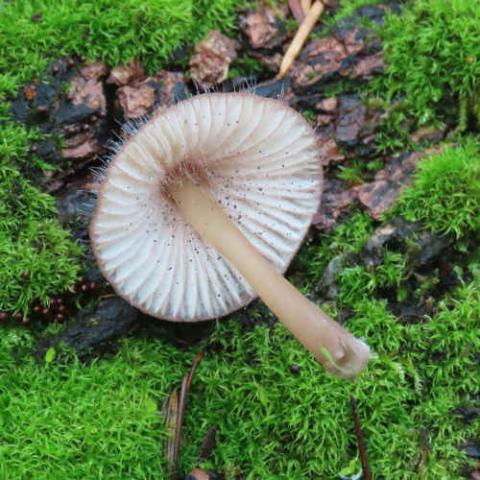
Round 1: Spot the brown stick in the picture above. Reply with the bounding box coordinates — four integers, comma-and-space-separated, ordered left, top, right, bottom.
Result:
170, 351, 204, 479
277, 1, 325, 79
351, 396, 372, 480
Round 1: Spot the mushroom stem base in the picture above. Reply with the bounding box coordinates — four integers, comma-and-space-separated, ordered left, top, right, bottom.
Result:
167, 179, 371, 378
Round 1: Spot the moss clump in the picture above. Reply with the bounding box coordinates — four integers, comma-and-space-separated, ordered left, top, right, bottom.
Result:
0, 168, 82, 315
390, 142, 480, 238
382, 0, 480, 129
1, 272, 479, 478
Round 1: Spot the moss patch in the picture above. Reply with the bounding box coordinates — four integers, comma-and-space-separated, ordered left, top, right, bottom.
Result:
381, 0, 480, 129
1, 272, 479, 479
390, 141, 480, 237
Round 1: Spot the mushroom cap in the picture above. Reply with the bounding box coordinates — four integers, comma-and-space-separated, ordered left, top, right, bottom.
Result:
90, 92, 322, 321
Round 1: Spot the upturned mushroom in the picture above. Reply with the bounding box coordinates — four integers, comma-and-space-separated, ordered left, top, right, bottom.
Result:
90, 92, 371, 378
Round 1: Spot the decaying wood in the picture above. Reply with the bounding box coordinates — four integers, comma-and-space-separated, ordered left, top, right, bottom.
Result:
277, 1, 325, 79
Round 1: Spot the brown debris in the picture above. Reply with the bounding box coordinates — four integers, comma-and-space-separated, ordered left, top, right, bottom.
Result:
355, 151, 426, 219
250, 51, 283, 73
116, 79, 157, 119
410, 124, 446, 144
115, 70, 184, 119
186, 469, 211, 480
352, 52, 385, 79
78, 62, 108, 81
241, 7, 285, 49
69, 62, 108, 113
316, 113, 334, 127
156, 70, 185, 106
189, 31, 239, 87
335, 27, 366, 56
316, 96, 338, 113
291, 36, 346, 88
314, 146, 443, 229
197, 427, 217, 463
107, 61, 145, 86
316, 124, 345, 166
62, 134, 99, 160
318, 138, 344, 166
335, 95, 367, 147
24, 84, 37, 102
291, 24, 385, 91
313, 179, 356, 230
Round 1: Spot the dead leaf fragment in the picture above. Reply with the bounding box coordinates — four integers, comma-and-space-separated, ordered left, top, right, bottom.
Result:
190, 31, 239, 87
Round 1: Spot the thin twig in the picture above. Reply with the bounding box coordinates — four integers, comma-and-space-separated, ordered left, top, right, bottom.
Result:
351, 396, 372, 480
277, 1, 325, 79
168, 351, 204, 479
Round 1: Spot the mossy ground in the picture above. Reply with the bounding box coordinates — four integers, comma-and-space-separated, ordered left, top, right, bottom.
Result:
1, 1, 480, 479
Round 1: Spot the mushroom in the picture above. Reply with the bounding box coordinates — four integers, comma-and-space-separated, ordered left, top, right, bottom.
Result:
90, 92, 370, 378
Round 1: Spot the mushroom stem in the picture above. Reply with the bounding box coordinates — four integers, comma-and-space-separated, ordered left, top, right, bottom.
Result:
167, 178, 371, 378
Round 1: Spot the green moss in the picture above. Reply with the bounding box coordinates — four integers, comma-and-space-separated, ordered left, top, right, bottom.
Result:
0, 0, 244, 81
293, 210, 374, 288
1, 273, 479, 479
228, 55, 263, 79
0, 167, 82, 315
381, 0, 480, 129
389, 142, 480, 237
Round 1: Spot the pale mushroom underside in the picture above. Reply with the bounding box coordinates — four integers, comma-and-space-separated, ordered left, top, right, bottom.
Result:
90, 92, 322, 321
